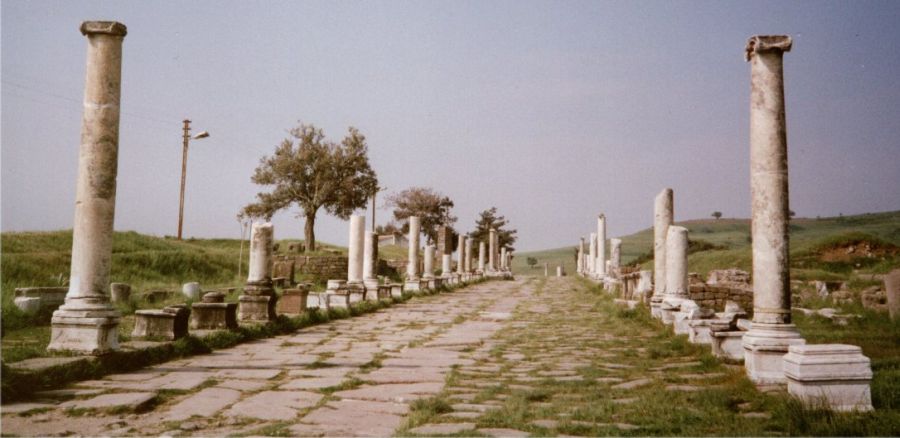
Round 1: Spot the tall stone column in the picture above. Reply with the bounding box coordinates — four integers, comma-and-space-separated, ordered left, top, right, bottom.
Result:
488, 228, 497, 271
363, 231, 377, 280
651, 188, 674, 315
406, 216, 420, 280
610, 238, 622, 271
49, 21, 128, 355
478, 241, 486, 273
457, 235, 467, 275
588, 233, 597, 275
742, 35, 805, 384
347, 215, 365, 285
441, 253, 452, 277
577, 237, 585, 274
423, 245, 435, 279
500, 247, 507, 270
465, 238, 474, 273
596, 214, 607, 277
240, 222, 277, 321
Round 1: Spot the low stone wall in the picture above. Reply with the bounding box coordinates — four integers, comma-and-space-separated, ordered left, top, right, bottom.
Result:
273, 256, 404, 283
689, 284, 753, 313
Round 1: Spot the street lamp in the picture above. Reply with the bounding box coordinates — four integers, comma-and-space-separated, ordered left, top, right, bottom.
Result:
177, 119, 210, 240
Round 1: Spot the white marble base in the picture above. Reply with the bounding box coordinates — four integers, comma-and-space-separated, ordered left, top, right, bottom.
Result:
743, 323, 806, 384
404, 280, 422, 292
784, 344, 873, 412
48, 305, 120, 355
712, 330, 745, 361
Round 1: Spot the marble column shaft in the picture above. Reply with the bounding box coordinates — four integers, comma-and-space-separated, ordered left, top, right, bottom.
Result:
610, 238, 622, 269
347, 215, 364, 283
596, 214, 607, 276
423, 245, 435, 279
457, 235, 467, 274
478, 241, 486, 272
247, 222, 274, 285
653, 188, 674, 301
363, 231, 377, 280
407, 216, 420, 279
664, 226, 689, 299
488, 228, 497, 271
588, 233, 597, 274
465, 238, 473, 272
49, 21, 128, 354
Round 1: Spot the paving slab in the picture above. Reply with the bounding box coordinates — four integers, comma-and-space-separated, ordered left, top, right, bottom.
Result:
477, 428, 531, 437
409, 422, 477, 435
61, 392, 156, 412
163, 387, 242, 421
223, 390, 322, 420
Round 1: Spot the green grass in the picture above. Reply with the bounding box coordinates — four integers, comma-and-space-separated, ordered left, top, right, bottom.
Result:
513, 210, 900, 278
0, 229, 352, 334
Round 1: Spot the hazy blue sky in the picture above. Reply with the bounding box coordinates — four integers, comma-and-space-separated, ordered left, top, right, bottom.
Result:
3, 1, 899, 251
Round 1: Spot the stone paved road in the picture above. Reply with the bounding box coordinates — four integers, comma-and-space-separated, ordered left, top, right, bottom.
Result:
1, 278, 536, 437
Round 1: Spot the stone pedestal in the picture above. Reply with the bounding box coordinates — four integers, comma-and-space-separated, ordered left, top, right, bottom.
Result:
182, 282, 201, 301
277, 287, 309, 315
238, 295, 274, 321
389, 283, 403, 298
783, 344, 873, 412
48, 21, 129, 355
132, 306, 189, 340
364, 279, 380, 300
327, 291, 351, 309
743, 322, 806, 384
190, 302, 238, 330
404, 280, 422, 292
377, 285, 392, 299
711, 330, 746, 362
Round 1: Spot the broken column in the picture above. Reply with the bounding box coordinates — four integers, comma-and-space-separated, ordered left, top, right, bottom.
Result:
48, 21, 128, 354
885, 268, 900, 320
500, 247, 507, 271
596, 214, 607, 278
478, 241, 486, 273
742, 35, 805, 384
651, 188, 674, 318
239, 222, 277, 321
404, 216, 422, 290
660, 225, 689, 324
610, 238, 622, 273
363, 231, 379, 295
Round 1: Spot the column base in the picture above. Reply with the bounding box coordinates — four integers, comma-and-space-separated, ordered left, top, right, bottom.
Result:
404, 280, 422, 292
238, 295, 276, 322
48, 306, 120, 355
743, 322, 806, 384
363, 279, 380, 300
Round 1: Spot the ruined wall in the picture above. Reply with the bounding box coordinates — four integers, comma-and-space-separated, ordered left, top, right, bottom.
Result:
688, 285, 753, 313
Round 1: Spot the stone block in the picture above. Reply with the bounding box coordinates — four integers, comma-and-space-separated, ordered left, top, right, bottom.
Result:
387, 283, 402, 297
14, 297, 42, 314
404, 280, 422, 292
238, 294, 277, 321
378, 285, 392, 300
190, 302, 238, 330
182, 282, 201, 301
132, 310, 180, 340
163, 305, 190, 338
711, 330, 745, 362
277, 288, 309, 314
14, 287, 67, 311
48, 307, 120, 355
784, 344, 873, 412
327, 292, 351, 309
110, 283, 131, 303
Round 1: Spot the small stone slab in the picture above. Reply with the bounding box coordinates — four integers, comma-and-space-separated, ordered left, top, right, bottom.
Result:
8, 356, 90, 372
595, 377, 624, 383
531, 419, 559, 428
164, 387, 242, 421
333, 382, 443, 403
409, 422, 476, 435
611, 378, 652, 390
224, 390, 322, 420
613, 397, 639, 404
279, 376, 345, 390
451, 403, 494, 412
477, 428, 530, 437
62, 392, 156, 412
216, 379, 271, 392
649, 361, 702, 371
599, 363, 634, 369
34, 388, 104, 399
665, 384, 702, 392
442, 411, 481, 419
1, 402, 57, 414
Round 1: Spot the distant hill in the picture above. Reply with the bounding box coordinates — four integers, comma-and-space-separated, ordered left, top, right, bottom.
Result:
512, 210, 900, 279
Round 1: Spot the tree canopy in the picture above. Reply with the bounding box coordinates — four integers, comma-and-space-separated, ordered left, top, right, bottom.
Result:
385, 186, 456, 245
239, 123, 378, 252
469, 207, 517, 251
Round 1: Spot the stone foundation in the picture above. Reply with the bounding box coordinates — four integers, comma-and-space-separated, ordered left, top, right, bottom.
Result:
277, 288, 309, 315
783, 344, 873, 412
190, 302, 238, 330
48, 307, 120, 355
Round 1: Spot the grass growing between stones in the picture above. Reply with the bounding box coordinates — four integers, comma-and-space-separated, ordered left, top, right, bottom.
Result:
402, 276, 900, 436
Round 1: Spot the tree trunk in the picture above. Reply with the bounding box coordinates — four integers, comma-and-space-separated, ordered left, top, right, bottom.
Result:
304, 210, 316, 253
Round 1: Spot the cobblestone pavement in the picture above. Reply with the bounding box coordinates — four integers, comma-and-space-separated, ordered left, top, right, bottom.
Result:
1, 278, 536, 436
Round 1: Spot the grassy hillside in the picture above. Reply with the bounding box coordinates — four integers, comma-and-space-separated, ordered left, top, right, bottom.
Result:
512, 210, 900, 278
0, 230, 349, 332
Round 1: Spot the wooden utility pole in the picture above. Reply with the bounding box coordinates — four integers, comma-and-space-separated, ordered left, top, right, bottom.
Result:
177, 119, 190, 240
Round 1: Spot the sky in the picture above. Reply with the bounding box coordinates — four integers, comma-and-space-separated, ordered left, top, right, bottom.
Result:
2, 1, 899, 252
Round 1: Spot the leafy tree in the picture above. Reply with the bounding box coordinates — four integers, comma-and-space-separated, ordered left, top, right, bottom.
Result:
240, 123, 378, 252
375, 222, 400, 235
469, 207, 517, 251
711, 211, 723, 220
526, 257, 538, 268
385, 187, 456, 245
